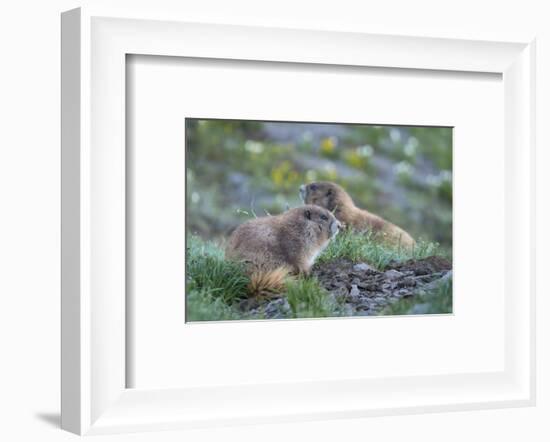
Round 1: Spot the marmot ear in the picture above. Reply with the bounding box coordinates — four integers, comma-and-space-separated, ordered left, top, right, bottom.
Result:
304, 209, 311, 220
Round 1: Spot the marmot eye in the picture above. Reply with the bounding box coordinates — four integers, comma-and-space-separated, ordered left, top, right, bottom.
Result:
320, 214, 328, 221
310, 184, 317, 191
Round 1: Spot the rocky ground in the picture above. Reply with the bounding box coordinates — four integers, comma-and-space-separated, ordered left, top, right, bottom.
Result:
314, 256, 452, 316
244, 256, 452, 319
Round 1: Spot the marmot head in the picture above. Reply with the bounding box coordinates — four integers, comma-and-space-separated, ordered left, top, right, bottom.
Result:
299, 181, 354, 213
290, 205, 341, 242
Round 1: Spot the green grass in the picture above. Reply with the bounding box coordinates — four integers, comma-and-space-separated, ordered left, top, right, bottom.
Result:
317, 228, 442, 270
378, 273, 453, 316
186, 235, 257, 321
186, 289, 245, 322
285, 277, 341, 319
186, 235, 250, 305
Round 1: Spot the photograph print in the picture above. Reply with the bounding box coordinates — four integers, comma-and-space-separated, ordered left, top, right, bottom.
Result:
185, 118, 452, 322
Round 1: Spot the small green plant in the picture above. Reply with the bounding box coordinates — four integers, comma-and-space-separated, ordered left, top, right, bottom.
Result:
317, 229, 443, 270
285, 277, 338, 318
186, 289, 244, 322
186, 235, 250, 304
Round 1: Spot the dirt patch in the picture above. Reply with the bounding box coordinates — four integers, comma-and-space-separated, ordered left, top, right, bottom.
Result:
387, 256, 452, 275
242, 256, 452, 319
311, 256, 452, 316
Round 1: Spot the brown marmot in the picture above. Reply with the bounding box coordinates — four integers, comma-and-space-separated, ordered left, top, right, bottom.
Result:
226, 205, 341, 295
300, 181, 415, 249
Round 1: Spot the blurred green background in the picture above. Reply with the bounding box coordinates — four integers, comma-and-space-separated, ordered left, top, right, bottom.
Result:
186, 119, 452, 252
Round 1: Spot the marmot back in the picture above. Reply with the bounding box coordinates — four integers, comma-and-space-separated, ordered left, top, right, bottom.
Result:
300, 181, 416, 249
226, 205, 341, 276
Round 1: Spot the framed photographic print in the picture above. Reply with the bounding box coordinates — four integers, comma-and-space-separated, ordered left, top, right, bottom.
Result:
61, 6, 535, 436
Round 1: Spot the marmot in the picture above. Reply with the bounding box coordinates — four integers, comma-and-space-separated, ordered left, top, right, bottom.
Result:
299, 181, 415, 249
226, 205, 341, 295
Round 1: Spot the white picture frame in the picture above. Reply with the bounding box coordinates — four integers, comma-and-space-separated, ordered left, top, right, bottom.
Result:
61, 6, 536, 436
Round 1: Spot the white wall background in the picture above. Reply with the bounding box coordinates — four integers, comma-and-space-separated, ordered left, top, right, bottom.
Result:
0, 0, 548, 441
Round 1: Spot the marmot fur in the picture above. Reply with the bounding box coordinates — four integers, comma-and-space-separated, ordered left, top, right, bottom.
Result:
300, 181, 415, 249
226, 205, 341, 295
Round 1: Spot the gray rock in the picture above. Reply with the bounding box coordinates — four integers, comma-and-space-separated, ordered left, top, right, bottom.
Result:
353, 263, 374, 272
349, 284, 360, 298
384, 269, 404, 280
398, 276, 417, 287
263, 298, 291, 319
